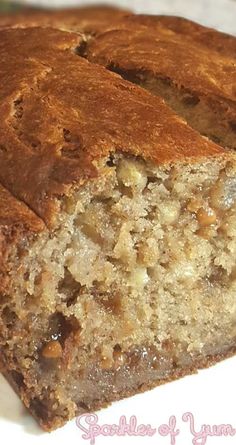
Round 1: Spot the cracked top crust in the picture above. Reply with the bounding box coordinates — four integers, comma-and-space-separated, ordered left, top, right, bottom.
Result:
0, 26, 231, 232
86, 15, 236, 118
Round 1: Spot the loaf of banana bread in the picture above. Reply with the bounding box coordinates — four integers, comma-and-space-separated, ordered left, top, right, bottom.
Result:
0, 25, 236, 430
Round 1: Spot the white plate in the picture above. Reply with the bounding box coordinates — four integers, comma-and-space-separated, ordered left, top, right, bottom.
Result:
1, 1, 236, 443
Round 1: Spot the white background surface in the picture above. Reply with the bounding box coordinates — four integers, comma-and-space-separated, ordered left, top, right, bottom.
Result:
1, 1, 236, 444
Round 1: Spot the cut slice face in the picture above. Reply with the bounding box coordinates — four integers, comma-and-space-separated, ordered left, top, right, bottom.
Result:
1, 153, 236, 430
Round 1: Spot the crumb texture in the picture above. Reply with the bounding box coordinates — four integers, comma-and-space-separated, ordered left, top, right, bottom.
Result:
1, 154, 236, 429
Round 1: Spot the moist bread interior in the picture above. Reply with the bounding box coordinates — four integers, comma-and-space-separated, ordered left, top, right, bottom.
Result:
2, 153, 236, 427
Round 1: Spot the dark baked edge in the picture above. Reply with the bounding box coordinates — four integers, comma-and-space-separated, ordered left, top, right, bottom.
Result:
2, 345, 236, 431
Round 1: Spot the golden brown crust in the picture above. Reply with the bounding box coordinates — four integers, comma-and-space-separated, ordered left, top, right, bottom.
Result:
2, 8, 235, 142
1, 7, 234, 56
0, 26, 226, 229
125, 15, 236, 56
0, 5, 130, 35
1, 8, 235, 117
86, 15, 236, 125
